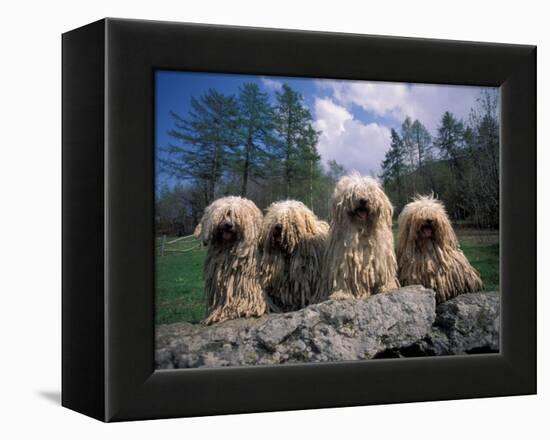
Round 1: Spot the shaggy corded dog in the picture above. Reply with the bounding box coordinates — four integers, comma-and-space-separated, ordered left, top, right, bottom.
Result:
397, 195, 483, 303
198, 196, 266, 324
258, 200, 329, 312
322, 173, 399, 300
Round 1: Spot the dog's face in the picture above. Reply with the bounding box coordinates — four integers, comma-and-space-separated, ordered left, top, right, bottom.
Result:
398, 196, 458, 250
260, 200, 326, 254
214, 211, 241, 245
269, 222, 286, 250
410, 205, 441, 243
199, 196, 262, 249
349, 196, 372, 226
331, 174, 393, 229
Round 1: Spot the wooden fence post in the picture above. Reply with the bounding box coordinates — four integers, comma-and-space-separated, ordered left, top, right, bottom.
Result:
160, 234, 166, 256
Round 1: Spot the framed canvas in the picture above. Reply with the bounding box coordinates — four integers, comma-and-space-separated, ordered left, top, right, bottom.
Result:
62, 18, 536, 422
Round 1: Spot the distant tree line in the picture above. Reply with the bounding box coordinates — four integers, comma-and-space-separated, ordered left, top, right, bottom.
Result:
380, 90, 499, 228
157, 83, 346, 235
156, 84, 499, 236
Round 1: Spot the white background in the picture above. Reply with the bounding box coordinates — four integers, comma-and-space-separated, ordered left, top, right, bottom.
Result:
0, 0, 546, 437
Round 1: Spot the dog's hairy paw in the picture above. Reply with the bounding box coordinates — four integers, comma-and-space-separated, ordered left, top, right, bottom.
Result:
329, 290, 354, 301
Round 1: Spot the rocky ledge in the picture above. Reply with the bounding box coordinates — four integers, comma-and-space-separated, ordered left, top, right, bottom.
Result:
156, 286, 500, 369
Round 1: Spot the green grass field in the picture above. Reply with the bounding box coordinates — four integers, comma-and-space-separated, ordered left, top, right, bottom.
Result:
454, 228, 499, 291
155, 237, 208, 324
155, 228, 499, 325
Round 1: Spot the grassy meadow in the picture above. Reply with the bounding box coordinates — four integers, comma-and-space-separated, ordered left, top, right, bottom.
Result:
155, 228, 499, 325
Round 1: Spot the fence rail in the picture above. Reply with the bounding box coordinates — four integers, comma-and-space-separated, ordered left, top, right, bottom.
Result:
156, 234, 203, 256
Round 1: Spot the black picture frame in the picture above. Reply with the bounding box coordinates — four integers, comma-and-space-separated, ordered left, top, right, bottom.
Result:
62, 18, 536, 422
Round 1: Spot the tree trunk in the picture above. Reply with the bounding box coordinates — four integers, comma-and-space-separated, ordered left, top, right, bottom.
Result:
309, 159, 313, 211
209, 144, 221, 203
284, 109, 292, 199
284, 158, 291, 200
241, 136, 252, 197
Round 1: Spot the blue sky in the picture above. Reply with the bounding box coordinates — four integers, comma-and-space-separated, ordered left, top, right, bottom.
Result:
156, 70, 497, 186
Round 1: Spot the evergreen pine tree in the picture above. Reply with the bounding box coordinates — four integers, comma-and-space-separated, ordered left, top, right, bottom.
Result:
233, 83, 276, 197
381, 128, 407, 207
162, 89, 239, 204
272, 84, 320, 199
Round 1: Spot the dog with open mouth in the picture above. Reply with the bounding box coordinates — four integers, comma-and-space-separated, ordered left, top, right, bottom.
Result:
258, 200, 329, 312
322, 173, 399, 301
198, 196, 266, 324
397, 195, 483, 303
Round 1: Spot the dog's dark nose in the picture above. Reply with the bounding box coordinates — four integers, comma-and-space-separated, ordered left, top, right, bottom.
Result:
223, 222, 234, 231
426, 219, 433, 225
358, 198, 368, 206
274, 223, 283, 232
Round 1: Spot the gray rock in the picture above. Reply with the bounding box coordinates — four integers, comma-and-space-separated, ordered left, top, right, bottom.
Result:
376, 291, 500, 358
156, 287, 500, 368
156, 285, 439, 368
426, 291, 500, 355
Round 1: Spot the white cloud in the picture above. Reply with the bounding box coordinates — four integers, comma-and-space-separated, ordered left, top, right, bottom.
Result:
327, 81, 410, 120
313, 97, 391, 176
314, 98, 352, 137
311, 79, 496, 175
261, 78, 283, 91
317, 80, 490, 132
